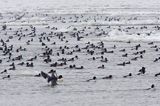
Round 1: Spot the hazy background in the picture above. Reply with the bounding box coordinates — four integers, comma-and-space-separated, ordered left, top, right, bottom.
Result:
1, 0, 160, 13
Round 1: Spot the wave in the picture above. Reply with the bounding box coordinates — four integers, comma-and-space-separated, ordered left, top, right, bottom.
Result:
101, 29, 160, 42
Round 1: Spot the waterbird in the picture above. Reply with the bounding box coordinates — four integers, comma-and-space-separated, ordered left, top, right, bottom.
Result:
146, 84, 155, 90
86, 76, 96, 82
123, 73, 132, 78
41, 70, 62, 86
102, 75, 112, 79
2, 75, 10, 79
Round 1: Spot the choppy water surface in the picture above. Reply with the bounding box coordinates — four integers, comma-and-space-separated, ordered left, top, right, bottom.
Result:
1, 0, 160, 106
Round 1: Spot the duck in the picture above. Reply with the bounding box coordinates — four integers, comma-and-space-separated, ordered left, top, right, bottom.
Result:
153, 58, 159, 62
150, 45, 157, 48
0, 69, 7, 74
125, 61, 131, 64
123, 73, 132, 78
86, 76, 96, 82
69, 65, 76, 69
41, 70, 59, 86
117, 62, 125, 66
26, 62, 34, 67
131, 57, 138, 61
137, 67, 145, 75
119, 49, 125, 52
102, 75, 112, 79
146, 84, 155, 90
8, 65, 15, 70
100, 58, 108, 62
2, 75, 10, 79
58, 75, 63, 79
155, 72, 160, 77
75, 66, 84, 69
17, 62, 25, 66
98, 64, 105, 69
122, 53, 128, 57
34, 73, 41, 77
9, 62, 15, 67
148, 42, 154, 45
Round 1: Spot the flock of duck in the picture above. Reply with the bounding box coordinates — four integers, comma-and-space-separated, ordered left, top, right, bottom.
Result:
0, 13, 160, 90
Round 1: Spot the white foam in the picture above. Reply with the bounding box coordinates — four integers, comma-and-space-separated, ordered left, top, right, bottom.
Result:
102, 29, 160, 42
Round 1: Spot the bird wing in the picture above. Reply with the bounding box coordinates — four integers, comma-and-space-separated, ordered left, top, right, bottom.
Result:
47, 76, 57, 83
41, 71, 50, 79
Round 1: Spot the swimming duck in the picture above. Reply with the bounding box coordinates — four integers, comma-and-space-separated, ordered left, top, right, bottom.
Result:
2, 75, 10, 79
86, 76, 96, 82
0, 69, 7, 74
123, 73, 132, 78
102, 75, 112, 79
146, 84, 155, 90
